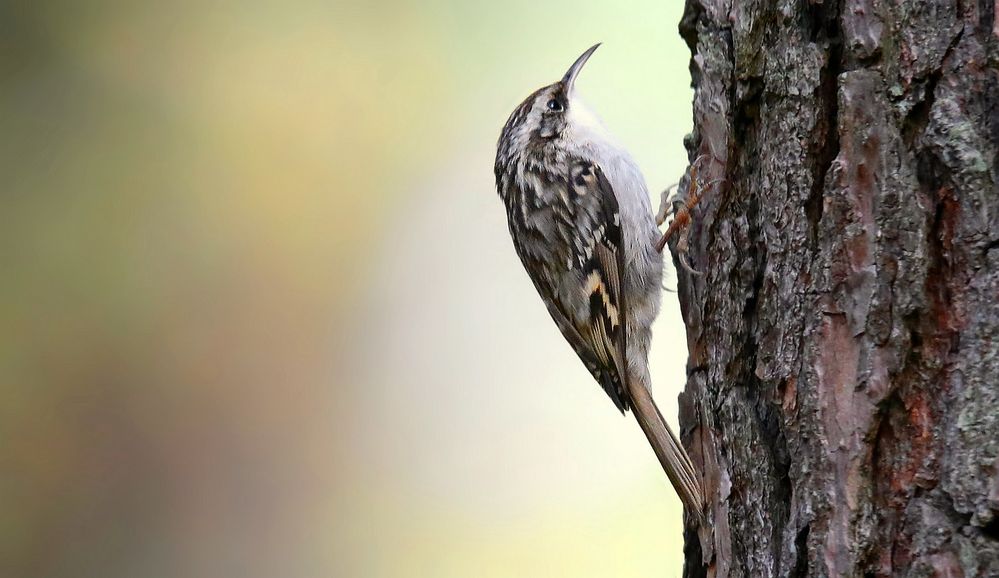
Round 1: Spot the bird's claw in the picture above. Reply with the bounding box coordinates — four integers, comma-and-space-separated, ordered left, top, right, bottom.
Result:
678, 241, 703, 276
655, 154, 718, 256
655, 182, 680, 227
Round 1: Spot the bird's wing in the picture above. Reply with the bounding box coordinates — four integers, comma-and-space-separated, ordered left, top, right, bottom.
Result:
509, 158, 631, 411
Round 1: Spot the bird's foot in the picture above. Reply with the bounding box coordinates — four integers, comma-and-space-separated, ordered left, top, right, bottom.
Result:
655, 154, 721, 277
655, 181, 680, 228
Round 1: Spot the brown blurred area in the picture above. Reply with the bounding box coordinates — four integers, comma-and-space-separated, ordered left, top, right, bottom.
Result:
1, 2, 693, 576
0, 3, 431, 575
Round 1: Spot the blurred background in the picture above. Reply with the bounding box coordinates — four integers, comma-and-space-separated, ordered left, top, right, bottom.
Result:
0, 1, 694, 576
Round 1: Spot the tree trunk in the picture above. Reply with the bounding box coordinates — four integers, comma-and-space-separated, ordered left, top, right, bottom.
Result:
673, 1, 999, 576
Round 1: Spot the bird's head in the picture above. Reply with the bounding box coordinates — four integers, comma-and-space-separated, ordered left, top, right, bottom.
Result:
498, 43, 604, 155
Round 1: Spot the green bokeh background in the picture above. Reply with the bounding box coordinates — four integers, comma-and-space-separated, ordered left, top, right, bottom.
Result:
1, 2, 694, 576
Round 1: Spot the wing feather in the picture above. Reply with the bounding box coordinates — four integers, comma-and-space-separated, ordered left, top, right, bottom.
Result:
502, 157, 631, 411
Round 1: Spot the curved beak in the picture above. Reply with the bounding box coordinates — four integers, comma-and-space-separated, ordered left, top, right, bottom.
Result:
561, 43, 601, 95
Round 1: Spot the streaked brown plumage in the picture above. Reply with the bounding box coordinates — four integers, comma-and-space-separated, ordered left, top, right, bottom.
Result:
494, 44, 704, 520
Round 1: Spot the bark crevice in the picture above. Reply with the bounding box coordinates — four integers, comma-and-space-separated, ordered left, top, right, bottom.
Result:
677, 0, 999, 575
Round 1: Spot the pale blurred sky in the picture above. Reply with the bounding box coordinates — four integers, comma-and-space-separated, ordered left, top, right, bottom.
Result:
1, 1, 693, 576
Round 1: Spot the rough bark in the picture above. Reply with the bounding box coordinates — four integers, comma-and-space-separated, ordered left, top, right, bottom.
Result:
672, 0, 999, 576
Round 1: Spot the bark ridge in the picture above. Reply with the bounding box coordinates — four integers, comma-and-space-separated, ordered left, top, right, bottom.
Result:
675, 1, 999, 575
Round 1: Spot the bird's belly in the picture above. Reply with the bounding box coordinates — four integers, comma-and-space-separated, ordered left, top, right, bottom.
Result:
600, 156, 662, 291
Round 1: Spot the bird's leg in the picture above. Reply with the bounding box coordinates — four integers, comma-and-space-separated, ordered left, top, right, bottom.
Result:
656, 186, 703, 276
655, 154, 712, 260
675, 219, 701, 276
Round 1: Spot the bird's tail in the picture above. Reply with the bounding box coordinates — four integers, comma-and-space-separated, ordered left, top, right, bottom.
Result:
627, 379, 705, 522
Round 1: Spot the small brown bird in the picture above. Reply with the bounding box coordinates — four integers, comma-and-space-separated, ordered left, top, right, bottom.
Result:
493, 44, 704, 519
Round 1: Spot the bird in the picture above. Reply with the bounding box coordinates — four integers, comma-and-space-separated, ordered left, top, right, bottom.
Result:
493, 43, 704, 519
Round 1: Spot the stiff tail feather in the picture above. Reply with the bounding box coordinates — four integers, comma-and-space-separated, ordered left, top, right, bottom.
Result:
626, 379, 705, 522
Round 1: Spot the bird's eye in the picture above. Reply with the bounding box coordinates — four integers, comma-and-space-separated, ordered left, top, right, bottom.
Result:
546, 98, 563, 112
